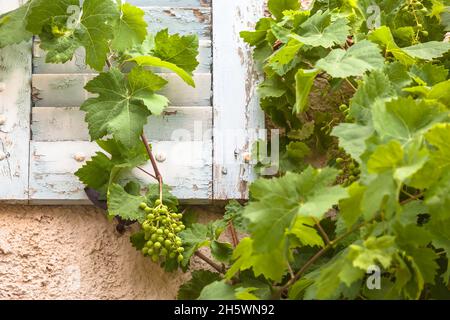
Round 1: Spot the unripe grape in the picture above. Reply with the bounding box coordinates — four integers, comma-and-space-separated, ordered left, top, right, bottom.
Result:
156, 229, 163, 235
154, 242, 161, 249
339, 104, 347, 111
148, 248, 154, 255
141, 247, 148, 255
151, 254, 159, 262
139, 202, 147, 209
175, 227, 181, 233
176, 240, 182, 247
162, 219, 167, 224
165, 240, 172, 247
158, 236, 165, 243
348, 163, 355, 170
144, 207, 152, 213
147, 214, 155, 220
146, 240, 153, 247
171, 213, 178, 218
150, 226, 157, 233
336, 158, 344, 164
160, 248, 168, 256
177, 214, 183, 219
421, 30, 429, 36
180, 225, 185, 230
177, 255, 184, 262
155, 199, 162, 206
169, 252, 176, 259
172, 223, 177, 228
151, 234, 158, 241
177, 247, 184, 253
168, 232, 174, 238
164, 229, 169, 235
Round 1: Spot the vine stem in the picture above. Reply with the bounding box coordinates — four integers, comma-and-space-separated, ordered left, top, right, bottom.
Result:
195, 251, 225, 274
229, 222, 239, 247
140, 134, 163, 202
276, 219, 370, 297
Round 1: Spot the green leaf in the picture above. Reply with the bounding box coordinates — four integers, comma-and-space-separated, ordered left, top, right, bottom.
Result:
210, 241, 233, 263
289, 10, 349, 48
0, 2, 34, 47
128, 55, 195, 87
225, 238, 286, 282
130, 231, 146, 250
111, 3, 147, 52
267, 39, 302, 76
75, 152, 114, 195
268, 0, 300, 20
339, 182, 366, 229
177, 270, 222, 300
372, 97, 447, 142
107, 183, 146, 222
316, 40, 384, 78
402, 41, 450, 60
198, 281, 236, 300
409, 63, 449, 86
367, 140, 404, 173
25, 0, 79, 34
127, 66, 169, 115
243, 167, 347, 253
240, 18, 273, 46
293, 69, 319, 113
152, 29, 199, 74
332, 123, 373, 163
223, 200, 248, 233
348, 236, 396, 270
81, 68, 151, 148
349, 70, 396, 125
361, 172, 397, 220
288, 217, 325, 248
368, 26, 415, 65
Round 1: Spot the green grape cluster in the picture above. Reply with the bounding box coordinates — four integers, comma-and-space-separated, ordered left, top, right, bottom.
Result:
336, 155, 360, 186
138, 200, 185, 264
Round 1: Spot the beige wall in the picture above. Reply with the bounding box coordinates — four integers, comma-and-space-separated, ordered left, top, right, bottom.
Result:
0, 205, 220, 300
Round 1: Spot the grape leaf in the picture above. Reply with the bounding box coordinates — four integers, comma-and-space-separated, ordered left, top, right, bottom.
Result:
289, 10, 349, 48
198, 281, 237, 300
372, 97, 447, 142
0, 2, 34, 47
177, 270, 222, 300
210, 241, 233, 263
130, 231, 146, 250
316, 40, 384, 78
107, 183, 146, 222
338, 182, 366, 229
225, 238, 286, 282
81, 68, 156, 148
152, 29, 199, 74
268, 0, 300, 20
409, 63, 449, 86
402, 41, 450, 60
288, 217, 325, 248
243, 167, 347, 253
267, 39, 302, 76
293, 69, 319, 113
75, 152, 114, 195
111, 3, 147, 52
128, 55, 195, 87
332, 123, 373, 163
348, 236, 396, 270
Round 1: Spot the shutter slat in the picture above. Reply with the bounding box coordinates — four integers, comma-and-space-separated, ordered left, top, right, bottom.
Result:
29, 140, 212, 203
32, 73, 212, 107
32, 106, 212, 141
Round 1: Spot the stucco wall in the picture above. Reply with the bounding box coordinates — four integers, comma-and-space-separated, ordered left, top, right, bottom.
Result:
0, 205, 220, 300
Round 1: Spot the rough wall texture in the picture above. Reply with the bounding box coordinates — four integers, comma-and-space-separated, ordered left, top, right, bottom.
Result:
0, 205, 221, 300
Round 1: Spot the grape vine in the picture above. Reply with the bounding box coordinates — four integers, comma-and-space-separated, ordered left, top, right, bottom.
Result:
1, 0, 450, 300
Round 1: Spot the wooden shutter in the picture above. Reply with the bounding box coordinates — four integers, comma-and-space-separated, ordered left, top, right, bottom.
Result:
0, 0, 32, 203
0, 0, 264, 204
